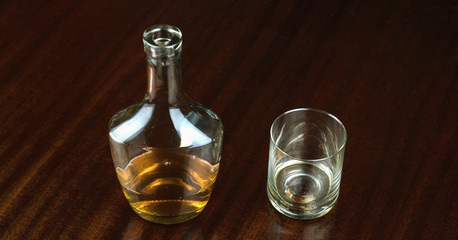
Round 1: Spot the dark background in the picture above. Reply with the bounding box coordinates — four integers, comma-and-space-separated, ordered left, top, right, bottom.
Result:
0, 0, 456, 239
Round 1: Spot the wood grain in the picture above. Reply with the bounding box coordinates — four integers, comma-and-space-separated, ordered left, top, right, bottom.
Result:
0, 0, 456, 239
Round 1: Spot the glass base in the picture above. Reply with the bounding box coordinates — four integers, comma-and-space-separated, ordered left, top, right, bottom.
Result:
267, 186, 337, 220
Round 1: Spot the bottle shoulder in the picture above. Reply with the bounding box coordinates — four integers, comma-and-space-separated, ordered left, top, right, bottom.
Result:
108, 99, 223, 147
108, 101, 147, 130
186, 99, 224, 130
108, 101, 154, 144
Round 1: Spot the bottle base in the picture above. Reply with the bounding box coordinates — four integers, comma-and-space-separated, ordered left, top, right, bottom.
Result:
132, 208, 203, 224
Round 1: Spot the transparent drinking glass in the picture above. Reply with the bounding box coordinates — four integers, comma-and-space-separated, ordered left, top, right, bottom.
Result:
267, 108, 347, 219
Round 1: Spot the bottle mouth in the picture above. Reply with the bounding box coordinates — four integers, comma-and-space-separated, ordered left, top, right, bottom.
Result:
143, 24, 182, 57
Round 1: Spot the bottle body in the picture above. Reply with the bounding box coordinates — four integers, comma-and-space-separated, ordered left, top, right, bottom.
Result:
108, 24, 223, 224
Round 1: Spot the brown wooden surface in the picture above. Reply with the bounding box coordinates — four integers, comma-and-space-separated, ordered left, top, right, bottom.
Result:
0, 0, 457, 239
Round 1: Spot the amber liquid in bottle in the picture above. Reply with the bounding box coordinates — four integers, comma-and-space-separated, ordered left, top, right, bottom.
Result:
116, 146, 219, 224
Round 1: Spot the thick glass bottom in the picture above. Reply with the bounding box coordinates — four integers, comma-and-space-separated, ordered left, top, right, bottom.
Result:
267, 185, 337, 220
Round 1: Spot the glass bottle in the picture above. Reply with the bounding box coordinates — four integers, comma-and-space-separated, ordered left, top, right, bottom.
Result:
108, 24, 223, 224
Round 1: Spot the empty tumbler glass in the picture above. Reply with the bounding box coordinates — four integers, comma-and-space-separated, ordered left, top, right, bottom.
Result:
267, 108, 346, 219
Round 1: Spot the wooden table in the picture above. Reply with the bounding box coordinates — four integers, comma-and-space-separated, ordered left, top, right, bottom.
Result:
1, 0, 456, 239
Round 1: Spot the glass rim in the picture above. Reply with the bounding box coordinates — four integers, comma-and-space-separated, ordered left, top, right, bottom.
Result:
270, 108, 347, 162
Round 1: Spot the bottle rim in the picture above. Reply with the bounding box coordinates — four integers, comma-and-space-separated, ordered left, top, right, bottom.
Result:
143, 24, 182, 57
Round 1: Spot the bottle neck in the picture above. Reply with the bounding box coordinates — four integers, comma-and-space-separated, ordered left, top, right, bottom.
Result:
145, 55, 187, 105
